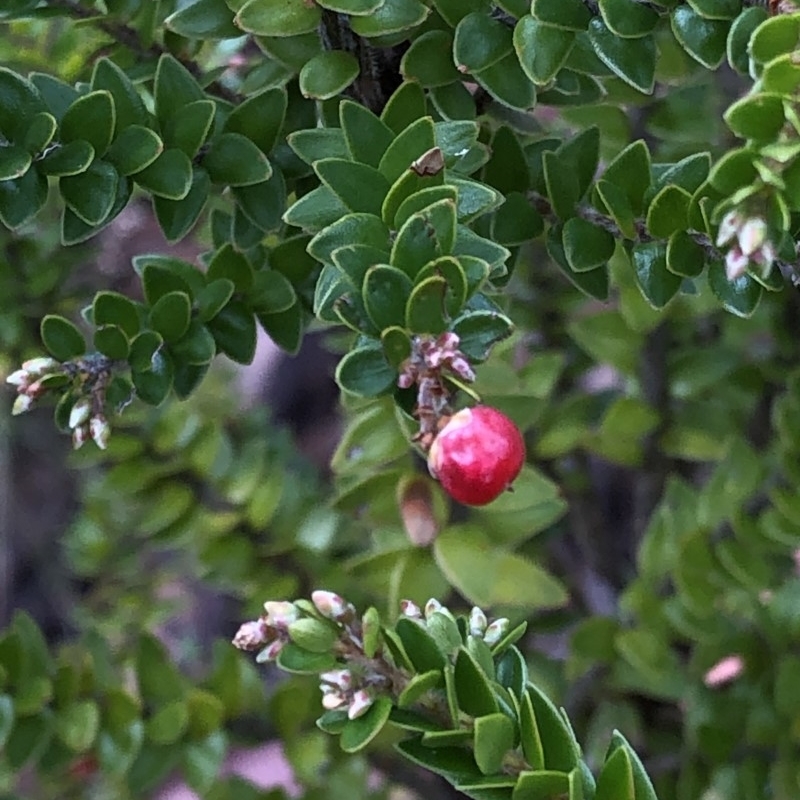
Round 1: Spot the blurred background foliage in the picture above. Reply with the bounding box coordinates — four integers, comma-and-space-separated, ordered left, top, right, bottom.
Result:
3, 2, 800, 800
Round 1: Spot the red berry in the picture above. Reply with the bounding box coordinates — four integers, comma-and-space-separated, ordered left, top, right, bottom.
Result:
427, 406, 525, 506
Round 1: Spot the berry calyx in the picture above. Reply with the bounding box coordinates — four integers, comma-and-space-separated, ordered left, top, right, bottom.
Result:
427, 406, 525, 506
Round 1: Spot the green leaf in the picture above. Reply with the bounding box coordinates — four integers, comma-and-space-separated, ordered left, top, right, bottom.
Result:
562, 217, 615, 271
225, 88, 286, 155
472, 714, 515, 777
0, 696, 13, 750
0, 166, 47, 228
542, 150, 579, 218
308, 213, 389, 265
726, 7, 769, 73
513, 771, 571, 800
749, 14, 800, 64
60, 90, 115, 156
94, 325, 130, 359
401, 30, 460, 87
474, 51, 537, 111
257, 302, 304, 354
526, 684, 580, 772
339, 696, 393, 752
645, 184, 691, 237
153, 55, 205, 130
453, 646, 498, 717
106, 126, 163, 175
0, 68, 45, 141
391, 198, 457, 277
724, 93, 786, 142
132, 351, 174, 405
165, 0, 241, 38
316, 158, 391, 215
707, 258, 762, 317
249, 269, 297, 314
91, 58, 147, 131
451, 309, 514, 361
514, 16, 575, 85
671, 6, 729, 69
60, 160, 118, 226
206, 300, 257, 363
0, 145, 30, 180
600, 140, 651, 215
203, 132, 272, 186
598, 0, 659, 37
134, 149, 193, 200
630, 242, 682, 309
236, 0, 322, 35
128, 330, 164, 372
147, 700, 189, 744
453, 12, 513, 73
233, 167, 286, 232
519, 691, 545, 770
300, 51, 360, 99
397, 670, 444, 709
531, 0, 591, 30
318, 0, 384, 12
607, 732, 658, 800
363, 265, 414, 330
349, 0, 429, 36
381, 81, 428, 136
154, 168, 211, 242
92, 292, 140, 339
41, 314, 85, 360
546, 224, 609, 300
207, 243, 254, 293
406, 275, 448, 334
587, 19, 656, 93
22, 111, 57, 155
196, 279, 235, 322
395, 617, 448, 673
149, 291, 192, 343
163, 99, 215, 158
55, 700, 100, 752
335, 343, 396, 396
39, 139, 94, 177
171, 319, 216, 365
594, 180, 636, 239
340, 100, 395, 167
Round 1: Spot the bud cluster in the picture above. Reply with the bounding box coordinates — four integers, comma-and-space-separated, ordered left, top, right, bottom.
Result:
401, 598, 510, 647
6, 353, 115, 450
397, 333, 477, 450
716, 211, 777, 282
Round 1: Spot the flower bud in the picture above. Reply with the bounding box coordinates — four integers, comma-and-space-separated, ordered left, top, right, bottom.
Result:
483, 618, 510, 647
90, 416, 110, 450
449, 356, 476, 382
320, 669, 353, 691
232, 619, 270, 650
716, 210, 742, 247
6, 369, 30, 388
256, 638, 285, 662
469, 606, 488, 637
737, 217, 767, 257
311, 590, 353, 621
11, 394, 33, 415
400, 599, 422, 619
263, 601, 299, 629
22, 357, 60, 376
69, 398, 92, 429
424, 598, 443, 619
72, 424, 90, 450
322, 690, 347, 710
725, 247, 749, 281
348, 689, 374, 720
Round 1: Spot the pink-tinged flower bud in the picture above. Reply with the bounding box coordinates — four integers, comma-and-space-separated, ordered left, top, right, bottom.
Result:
69, 398, 92, 430
424, 598, 443, 619
25, 379, 44, 398
320, 669, 353, 691
725, 247, 749, 282
400, 599, 422, 619
737, 217, 767, 257
256, 638, 285, 663
449, 356, 476, 382
11, 394, 33, 416
311, 590, 353, 621
90, 416, 110, 450
322, 691, 347, 710
22, 357, 59, 376
232, 619, 270, 650
483, 618, 510, 647
436, 332, 461, 352
469, 607, 488, 637
6, 369, 30, 388
716, 210, 742, 247
263, 601, 299, 629
348, 689, 374, 720
755, 240, 777, 273
703, 654, 744, 688
397, 372, 415, 389
72, 424, 90, 450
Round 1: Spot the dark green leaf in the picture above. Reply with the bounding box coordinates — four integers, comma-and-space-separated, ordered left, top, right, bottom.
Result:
308, 213, 390, 265
645, 184, 691, 237
364, 265, 414, 330
563, 217, 615, 271
406, 275, 448, 334
514, 16, 575, 85
249, 269, 296, 313
451, 309, 514, 361
542, 150, 579, 218
631, 242, 682, 308
598, 0, 659, 37
519, 691, 545, 770
340, 100, 395, 167
0, 145, 30, 180
38, 140, 94, 177
256, 300, 304, 354
707, 258, 762, 317
93, 291, 141, 338
339, 696, 393, 752
225, 88, 286, 155
546, 224, 610, 300
381, 81, 428, 136
726, 7, 769, 73
666, 231, 706, 277
335, 343, 396, 396
600, 140, 651, 215
132, 350, 174, 405
299, 51, 360, 99
94, 325, 130, 359
153, 168, 211, 242
474, 51, 537, 111
206, 300, 257, 363
106, 126, 163, 176
21, 111, 57, 155
235, 0, 322, 35
60, 90, 115, 156
134, 149, 193, 200
60, 160, 118, 226
163, 99, 215, 158
316, 158, 391, 215
233, 167, 286, 232
0, 67, 44, 141
149, 291, 192, 343
0, 165, 47, 228
171, 319, 216, 365
671, 6, 730, 69
531, 0, 591, 30
587, 19, 656, 93
203, 132, 272, 186
401, 30, 461, 87
41, 315, 85, 360
349, 0, 429, 36
165, 0, 241, 38
454, 647, 499, 717
514, 770, 571, 800
391, 198, 457, 277
91, 58, 147, 131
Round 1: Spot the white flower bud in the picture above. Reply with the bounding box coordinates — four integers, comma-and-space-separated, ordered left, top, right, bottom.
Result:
347, 689, 374, 720
716, 210, 742, 247
424, 598, 443, 619
72, 424, 90, 450
737, 217, 768, 256
263, 601, 299, 629
320, 669, 353, 691
256, 638, 285, 662
69, 398, 92, 429
725, 247, 749, 281
469, 607, 488, 637
483, 618, 510, 647
6, 369, 30, 387
400, 599, 422, 619
311, 590, 353, 621
21, 357, 60, 376
90, 416, 110, 450
322, 691, 347, 710
11, 394, 33, 415
232, 619, 270, 650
